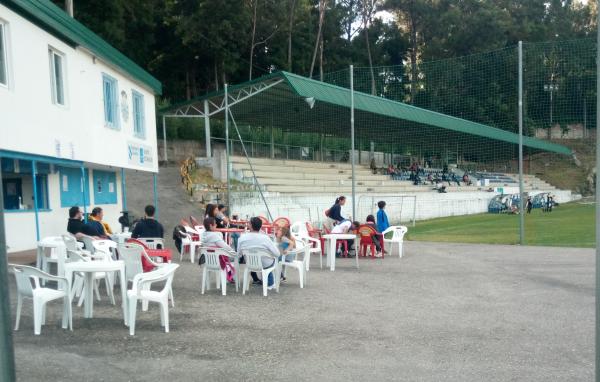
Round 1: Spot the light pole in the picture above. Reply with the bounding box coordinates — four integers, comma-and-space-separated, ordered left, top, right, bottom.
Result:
543, 83, 558, 138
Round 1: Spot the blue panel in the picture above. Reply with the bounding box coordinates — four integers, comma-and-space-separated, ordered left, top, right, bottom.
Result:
59, 167, 90, 208
1, 158, 14, 172
18, 160, 32, 174
92, 170, 117, 205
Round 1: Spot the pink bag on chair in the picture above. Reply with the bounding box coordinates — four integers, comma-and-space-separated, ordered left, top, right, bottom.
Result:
218, 255, 235, 282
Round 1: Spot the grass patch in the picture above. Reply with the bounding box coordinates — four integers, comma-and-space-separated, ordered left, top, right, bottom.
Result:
406, 202, 595, 248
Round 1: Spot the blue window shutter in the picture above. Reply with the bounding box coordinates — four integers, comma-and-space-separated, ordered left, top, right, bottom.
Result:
59, 167, 90, 208
92, 170, 117, 204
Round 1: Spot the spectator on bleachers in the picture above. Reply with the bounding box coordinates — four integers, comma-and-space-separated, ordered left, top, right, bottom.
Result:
462, 173, 472, 186
370, 158, 377, 174
434, 181, 447, 193
427, 173, 433, 185
451, 172, 461, 186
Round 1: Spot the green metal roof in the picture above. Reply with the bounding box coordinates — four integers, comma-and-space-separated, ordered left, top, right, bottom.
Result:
1, 0, 162, 94
162, 71, 572, 156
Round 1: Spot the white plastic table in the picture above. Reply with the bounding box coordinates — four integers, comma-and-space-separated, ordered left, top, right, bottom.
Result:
322, 233, 359, 271
64, 260, 128, 324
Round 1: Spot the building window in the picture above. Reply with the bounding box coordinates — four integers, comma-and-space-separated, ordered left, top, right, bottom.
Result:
1, 159, 50, 211
102, 74, 119, 129
93, 170, 117, 204
132, 90, 145, 138
0, 22, 8, 87
59, 167, 90, 208
49, 48, 66, 105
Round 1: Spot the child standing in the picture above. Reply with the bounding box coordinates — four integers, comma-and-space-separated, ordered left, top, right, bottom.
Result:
376, 200, 390, 233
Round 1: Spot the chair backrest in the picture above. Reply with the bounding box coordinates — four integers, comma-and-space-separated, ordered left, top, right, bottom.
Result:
258, 216, 270, 226
290, 221, 309, 239
391, 226, 408, 241
92, 240, 117, 259
131, 263, 179, 296
80, 236, 95, 253
62, 234, 81, 252
10, 264, 67, 295
200, 247, 225, 269
273, 217, 290, 229
357, 225, 377, 245
119, 244, 145, 281
67, 249, 89, 263
190, 215, 200, 227
241, 246, 274, 271
136, 238, 164, 250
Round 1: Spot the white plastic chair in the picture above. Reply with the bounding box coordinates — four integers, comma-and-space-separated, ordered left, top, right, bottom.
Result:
37, 237, 67, 285
280, 240, 308, 288
382, 225, 408, 258
200, 247, 239, 296
127, 263, 179, 336
10, 264, 72, 335
67, 249, 116, 307
179, 230, 202, 263
290, 222, 322, 270
92, 240, 119, 260
119, 244, 174, 309
241, 247, 279, 297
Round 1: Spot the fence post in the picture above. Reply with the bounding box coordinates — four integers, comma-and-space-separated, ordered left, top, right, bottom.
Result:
225, 84, 231, 210
595, 5, 600, 380
518, 41, 525, 245
204, 100, 212, 158
350, 64, 356, 221
0, 163, 16, 381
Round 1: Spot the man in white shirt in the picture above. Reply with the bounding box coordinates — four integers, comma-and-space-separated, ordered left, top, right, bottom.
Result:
237, 217, 280, 288
330, 220, 359, 257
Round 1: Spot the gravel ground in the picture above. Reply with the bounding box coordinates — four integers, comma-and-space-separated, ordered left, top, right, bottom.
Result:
8, 241, 593, 382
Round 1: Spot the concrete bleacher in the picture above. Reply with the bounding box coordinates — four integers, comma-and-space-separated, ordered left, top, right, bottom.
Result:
231, 156, 562, 195
231, 157, 479, 194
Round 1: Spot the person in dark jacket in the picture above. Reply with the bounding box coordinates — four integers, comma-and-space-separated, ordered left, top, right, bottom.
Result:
132, 205, 164, 238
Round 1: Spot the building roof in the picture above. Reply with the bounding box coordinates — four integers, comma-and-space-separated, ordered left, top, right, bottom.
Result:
1, 0, 161, 94
162, 71, 572, 156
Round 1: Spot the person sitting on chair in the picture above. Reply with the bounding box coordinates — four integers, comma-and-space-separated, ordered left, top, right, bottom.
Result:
237, 217, 280, 289
67, 206, 99, 241
86, 207, 111, 238
365, 215, 382, 256
131, 205, 164, 239
331, 220, 359, 257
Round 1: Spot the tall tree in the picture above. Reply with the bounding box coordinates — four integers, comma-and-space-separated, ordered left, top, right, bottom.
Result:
309, 0, 327, 78
287, 0, 297, 71
360, 0, 378, 94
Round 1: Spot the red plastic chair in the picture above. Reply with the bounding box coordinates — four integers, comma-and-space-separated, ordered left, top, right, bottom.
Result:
357, 225, 381, 258
273, 217, 291, 229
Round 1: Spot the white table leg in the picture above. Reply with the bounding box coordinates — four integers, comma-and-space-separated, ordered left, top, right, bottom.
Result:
119, 267, 128, 325
325, 239, 330, 267
329, 238, 336, 272
84, 272, 94, 318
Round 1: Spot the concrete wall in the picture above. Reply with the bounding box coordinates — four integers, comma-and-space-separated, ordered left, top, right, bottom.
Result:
0, 4, 158, 172
4, 167, 124, 253
228, 188, 578, 227
158, 140, 206, 163
534, 124, 586, 140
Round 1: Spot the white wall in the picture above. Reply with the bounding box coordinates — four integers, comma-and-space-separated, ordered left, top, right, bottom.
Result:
4, 168, 124, 253
0, 4, 158, 172
229, 189, 577, 227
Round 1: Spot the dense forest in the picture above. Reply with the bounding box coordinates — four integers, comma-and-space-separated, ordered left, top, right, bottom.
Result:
51, 0, 597, 104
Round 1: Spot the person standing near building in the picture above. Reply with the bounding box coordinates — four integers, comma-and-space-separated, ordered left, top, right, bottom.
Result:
131, 205, 164, 238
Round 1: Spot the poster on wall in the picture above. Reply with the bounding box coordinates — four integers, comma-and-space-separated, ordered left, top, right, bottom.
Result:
127, 141, 154, 168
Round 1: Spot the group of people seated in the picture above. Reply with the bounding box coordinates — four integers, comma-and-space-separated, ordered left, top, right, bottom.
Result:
324, 196, 390, 258
66, 204, 165, 245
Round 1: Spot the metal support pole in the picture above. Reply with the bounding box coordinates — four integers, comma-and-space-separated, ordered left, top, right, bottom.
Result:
0, 164, 16, 381
80, 166, 87, 222
204, 100, 212, 158
350, 65, 356, 221
162, 115, 168, 163
121, 168, 127, 211
225, 84, 231, 210
518, 41, 525, 245
595, 4, 600, 380
32, 161, 40, 241
153, 173, 158, 218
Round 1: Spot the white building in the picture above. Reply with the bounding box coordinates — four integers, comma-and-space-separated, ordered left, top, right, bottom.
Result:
0, 0, 161, 253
